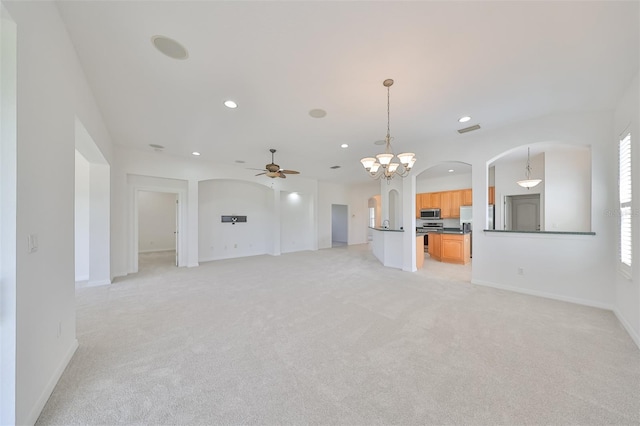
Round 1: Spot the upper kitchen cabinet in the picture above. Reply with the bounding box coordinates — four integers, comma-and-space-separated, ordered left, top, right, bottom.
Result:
416, 161, 472, 219
461, 189, 473, 206
488, 144, 591, 232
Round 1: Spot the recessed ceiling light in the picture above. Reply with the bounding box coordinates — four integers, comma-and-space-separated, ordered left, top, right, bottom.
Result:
224, 100, 238, 109
374, 140, 386, 146
192, 152, 200, 156
151, 35, 189, 60
309, 109, 327, 118
458, 116, 471, 123
448, 169, 454, 173
341, 144, 348, 148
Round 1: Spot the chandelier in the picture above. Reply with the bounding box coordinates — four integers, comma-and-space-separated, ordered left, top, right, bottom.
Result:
516, 147, 542, 189
360, 79, 416, 181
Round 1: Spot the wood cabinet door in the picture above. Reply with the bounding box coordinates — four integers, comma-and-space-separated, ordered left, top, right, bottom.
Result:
430, 192, 441, 210
415, 194, 422, 218
462, 189, 472, 206
441, 235, 463, 262
450, 190, 462, 218
440, 192, 451, 218
488, 186, 495, 205
429, 233, 441, 259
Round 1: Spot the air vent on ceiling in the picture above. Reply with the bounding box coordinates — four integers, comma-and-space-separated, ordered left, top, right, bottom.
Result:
457, 124, 481, 134
330, 165, 341, 169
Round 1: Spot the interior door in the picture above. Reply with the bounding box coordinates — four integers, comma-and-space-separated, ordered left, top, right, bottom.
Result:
507, 194, 540, 231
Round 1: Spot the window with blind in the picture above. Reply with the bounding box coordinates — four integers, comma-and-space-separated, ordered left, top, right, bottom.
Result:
619, 132, 632, 272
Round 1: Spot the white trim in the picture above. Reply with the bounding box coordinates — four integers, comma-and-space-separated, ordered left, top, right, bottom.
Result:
25, 339, 78, 426
74, 275, 89, 282
87, 278, 111, 287
613, 309, 640, 350
471, 279, 613, 311
138, 248, 175, 254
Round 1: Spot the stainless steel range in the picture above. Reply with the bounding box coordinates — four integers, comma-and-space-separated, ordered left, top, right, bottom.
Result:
417, 221, 444, 251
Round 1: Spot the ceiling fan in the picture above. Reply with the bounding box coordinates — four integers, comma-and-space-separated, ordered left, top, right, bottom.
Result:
253, 149, 300, 179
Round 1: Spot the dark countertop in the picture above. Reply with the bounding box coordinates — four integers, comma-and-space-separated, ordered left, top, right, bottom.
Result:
370, 227, 404, 232
417, 227, 471, 235
484, 229, 595, 236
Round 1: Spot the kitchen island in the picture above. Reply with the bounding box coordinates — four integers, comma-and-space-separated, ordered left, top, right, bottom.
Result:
369, 227, 404, 269
427, 229, 471, 265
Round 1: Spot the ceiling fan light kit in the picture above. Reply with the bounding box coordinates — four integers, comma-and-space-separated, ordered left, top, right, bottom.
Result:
255, 149, 300, 179
360, 79, 416, 182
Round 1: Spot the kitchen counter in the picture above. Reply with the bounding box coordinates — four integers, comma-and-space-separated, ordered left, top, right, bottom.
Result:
370, 227, 404, 232
418, 228, 471, 235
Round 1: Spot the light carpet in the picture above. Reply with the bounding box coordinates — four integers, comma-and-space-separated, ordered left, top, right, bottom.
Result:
37, 245, 640, 425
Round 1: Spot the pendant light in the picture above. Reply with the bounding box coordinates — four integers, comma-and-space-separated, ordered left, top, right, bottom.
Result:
360, 79, 416, 182
517, 147, 542, 189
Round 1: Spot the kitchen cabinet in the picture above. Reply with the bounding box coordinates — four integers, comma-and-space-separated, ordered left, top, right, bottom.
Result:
461, 189, 472, 206
428, 232, 470, 264
441, 234, 471, 264
488, 186, 495, 205
416, 235, 425, 269
441, 190, 461, 218
427, 232, 441, 260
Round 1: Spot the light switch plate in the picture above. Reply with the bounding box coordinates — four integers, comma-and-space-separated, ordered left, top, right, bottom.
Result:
28, 234, 38, 253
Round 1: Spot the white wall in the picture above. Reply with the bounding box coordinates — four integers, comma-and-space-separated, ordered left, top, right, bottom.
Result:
138, 191, 176, 253
113, 145, 322, 277
74, 151, 90, 281
544, 147, 591, 232
416, 172, 472, 193
198, 179, 272, 261
614, 72, 640, 347
0, 6, 17, 424
1, 1, 114, 423
466, 111, 616, 312
281, 191, 314, 253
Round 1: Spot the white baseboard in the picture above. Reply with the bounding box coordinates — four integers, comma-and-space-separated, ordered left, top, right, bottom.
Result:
613, 308, 640, 350
471, 279, 614, 311
74, 275, 89, 281
25, 339, 78, 425
187, 262, 199, 268
138, 248, 175, 253
87, 278, 111, 287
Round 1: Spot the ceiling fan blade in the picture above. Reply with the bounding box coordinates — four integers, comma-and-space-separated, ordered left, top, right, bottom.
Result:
278, 172, 287, 179
247, 168, 267, 171
281, 170, 300, 174
255, 172, 266, 176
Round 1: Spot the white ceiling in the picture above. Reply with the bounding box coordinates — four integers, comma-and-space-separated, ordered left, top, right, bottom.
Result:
54, 0, 639, 184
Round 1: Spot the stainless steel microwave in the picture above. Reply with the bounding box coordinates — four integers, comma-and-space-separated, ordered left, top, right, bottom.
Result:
420, 208, 441, 219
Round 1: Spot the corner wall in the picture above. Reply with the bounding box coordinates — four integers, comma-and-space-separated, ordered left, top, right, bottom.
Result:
1, 1, 114, 423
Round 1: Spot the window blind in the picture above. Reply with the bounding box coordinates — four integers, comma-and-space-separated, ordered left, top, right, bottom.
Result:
619, 133, 632, 268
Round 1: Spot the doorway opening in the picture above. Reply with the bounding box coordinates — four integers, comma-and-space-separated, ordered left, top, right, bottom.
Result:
505, 194, 541, 231
74, 118, 110, 286
331, 204, 348, 247
137, 190, 178, 271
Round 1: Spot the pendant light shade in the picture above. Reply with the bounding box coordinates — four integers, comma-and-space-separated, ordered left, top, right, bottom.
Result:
517, 148, 542, 189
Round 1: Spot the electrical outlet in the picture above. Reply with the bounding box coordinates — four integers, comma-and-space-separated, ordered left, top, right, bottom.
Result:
517, 268, 524, 275
57, 322, 62, 338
